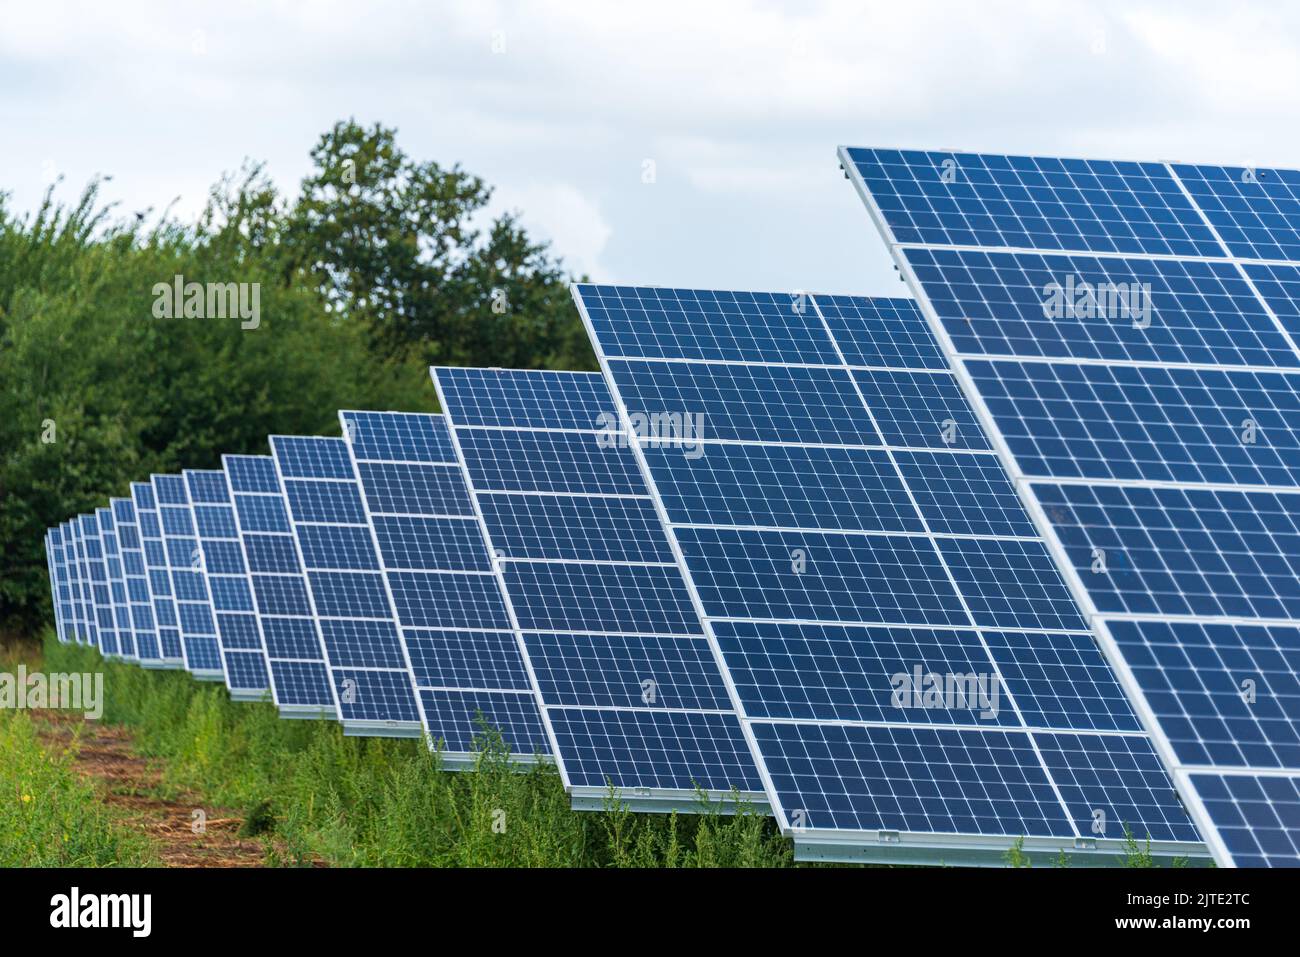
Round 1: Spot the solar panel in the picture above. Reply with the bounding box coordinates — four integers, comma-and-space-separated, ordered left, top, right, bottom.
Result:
64, 519, 86, 645
844, 145, 1300, 867
152, 474, 224, 681
185, 469, 272, 700
44, 528, 64, 643
107, 499, 140, 662
431, 367, 767, 812
574, 283, 1206, 864
86, 509, 119, 656
51, 526, 73, 644
102, 505, 138, 660
69, 517, 92, 646
75, 517, 97, 648
224, 454, 339, 719
340, 410, 549, 766
131, 482, 186, 668
269, 435, 421, 736
111, 497, 165, 667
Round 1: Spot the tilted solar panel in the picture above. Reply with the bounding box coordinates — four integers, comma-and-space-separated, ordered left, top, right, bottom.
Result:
63, 520, 84, 644
69, 517, 93, 646
112, 497, 165, 666
224, 454, 339, 719
44, 529, 64, 643
86, 509, 118, 656
845, 145, 1300, 867
77, 515, 101, 648
51, 526, 73, 644
574, 283, 1206, 864
106, 499, 140, 662
340, 410, 549, 766
131, 482, 186, 668
101, 505, 137, 659
186, 469, 272, 700
432, 367, 767, 812
152, 474, 224, 681
269, 436, 421, 736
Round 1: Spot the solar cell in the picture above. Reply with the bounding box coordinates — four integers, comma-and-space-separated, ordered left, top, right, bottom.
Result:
101, 506, 136, 658
109, 498, 145, 663
575, 282, 1203, 864
69, 517, 93, 647
432, 367, 766, 810
131, 482, 185, 667
340, 411, 548, 765
152, 475, 224, 680
76, 515, 100, 648
111, 496, 155, 660
224, 453, 339, 719
44, 529, 64, 643
62, 520, 84, 645
186, 469, 272, 700
86, 510, 117, 656
844, 143, 1300, 866
270, 435, 421, 736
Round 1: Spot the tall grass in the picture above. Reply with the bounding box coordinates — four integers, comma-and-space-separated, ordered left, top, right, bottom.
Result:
41, 634, 794, 867
0, 706, 155, 866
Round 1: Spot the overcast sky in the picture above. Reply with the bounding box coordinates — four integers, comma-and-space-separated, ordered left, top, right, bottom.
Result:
5, 1, 1299, 296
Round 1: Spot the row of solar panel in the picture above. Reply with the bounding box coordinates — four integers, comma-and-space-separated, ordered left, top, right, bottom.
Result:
38, 145, 1300, 868
42, 348, 1210, 867
842, 146, 1300, 868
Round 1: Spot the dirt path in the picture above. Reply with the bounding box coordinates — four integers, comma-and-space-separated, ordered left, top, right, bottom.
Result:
35, 713, 269, 867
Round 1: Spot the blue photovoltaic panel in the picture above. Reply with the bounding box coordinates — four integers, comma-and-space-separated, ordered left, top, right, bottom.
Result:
432, 367, 765, 805
1173, 163, 1300, 261
1034, 483, 1300, 620
845, 144, 1300, 866
843, 147, 1223, 257
457, 429, 644, 495
52, 526, 74, 643
72, 516, 95, 647
88, 510, 117, 656
903, 248, 1295, 368
50, 526, 69, 643
100, 506, 136, 659
132, 482, 184, 665
341, 410, 548, 761
224, 453, 337, 716
270, 435, 420, 733
965, 360, 1300, 486
186, 469, 271, 699
65, 520, 86, 644
1106, 620, 1300, 769
1190, 772, 1300, 866
575, 282, 1200, 864
64, 520, 86, 644
152, 474, 223, 678
44, 529, 64, 643
110, 497, 150, 662
76, 515, 100, 648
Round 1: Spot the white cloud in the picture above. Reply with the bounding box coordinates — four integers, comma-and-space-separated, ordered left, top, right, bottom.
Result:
491, 182, 613, 279
5, 0, 1300, 294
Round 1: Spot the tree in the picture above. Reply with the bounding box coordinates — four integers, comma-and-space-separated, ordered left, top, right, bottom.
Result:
285, 120, 594, 371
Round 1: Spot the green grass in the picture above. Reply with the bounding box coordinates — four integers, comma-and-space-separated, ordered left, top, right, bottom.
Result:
0, 636, 155, 866
39, 633, 794, 867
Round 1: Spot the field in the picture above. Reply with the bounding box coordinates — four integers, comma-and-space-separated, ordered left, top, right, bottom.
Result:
0, 632, 1189, 869
0, 633, 793, 867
